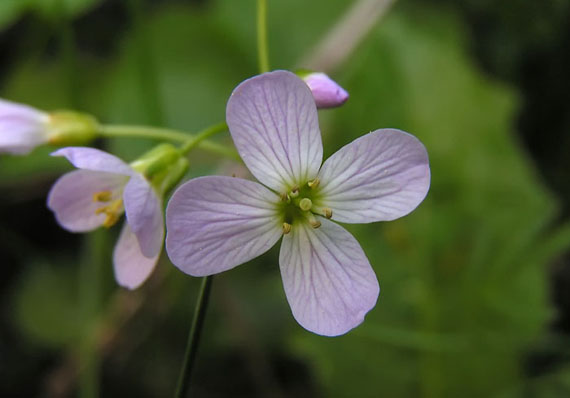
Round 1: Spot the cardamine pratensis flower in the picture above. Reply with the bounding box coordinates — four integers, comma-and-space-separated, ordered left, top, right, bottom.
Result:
0, 98, 97, 155
299, 71, 349, 109
48, 145, 188, 289
165, 71, 430, 336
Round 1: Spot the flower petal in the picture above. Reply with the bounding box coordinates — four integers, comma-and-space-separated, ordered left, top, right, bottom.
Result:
113, 223, 159, 289
0, 98, 47, 120
51, 147, 132, 175
226, 70, 323, 192
279, 218, 380, 336
0, 99, 49, 154
317, 129, 430, 223
47, 169, 128, 232
165, 176, 283, 276
123, 173, 164, 258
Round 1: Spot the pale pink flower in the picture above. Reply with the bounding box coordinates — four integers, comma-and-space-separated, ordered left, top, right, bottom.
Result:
166, 71, 430, 336
48, 147, 163, 289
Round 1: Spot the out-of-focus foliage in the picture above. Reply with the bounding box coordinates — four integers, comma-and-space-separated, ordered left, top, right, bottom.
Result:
0, 0, 101, 29
1, 1, 570, 397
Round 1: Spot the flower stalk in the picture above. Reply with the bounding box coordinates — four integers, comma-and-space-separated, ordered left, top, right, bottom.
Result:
175, 276, 214, 398
99, 124, 239, 161
256, 0, 269, 73
179, 122, 228, 155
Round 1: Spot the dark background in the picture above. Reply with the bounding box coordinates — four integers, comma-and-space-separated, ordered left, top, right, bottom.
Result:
1, 0, 569, 396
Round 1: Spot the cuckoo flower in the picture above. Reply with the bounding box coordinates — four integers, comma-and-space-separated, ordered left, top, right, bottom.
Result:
47, 147, 165, 289
0, 99, 97, 155
166, 71, 430, 336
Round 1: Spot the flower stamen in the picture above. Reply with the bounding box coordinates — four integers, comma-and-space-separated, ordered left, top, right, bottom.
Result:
95, 199, 123, 228
282, 222, 292, 235
93, 190, 112, 202
304, 212, 321, 229
308, 178, 320, 189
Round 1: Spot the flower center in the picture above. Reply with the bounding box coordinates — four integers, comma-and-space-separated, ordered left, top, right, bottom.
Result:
93, 190, 123, 228
279, 178, 332, 234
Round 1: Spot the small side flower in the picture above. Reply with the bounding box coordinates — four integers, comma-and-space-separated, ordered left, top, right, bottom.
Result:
47, 147, 177, 289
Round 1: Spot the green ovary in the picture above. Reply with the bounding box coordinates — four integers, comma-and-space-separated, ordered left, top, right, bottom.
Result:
277, 180, 331, 231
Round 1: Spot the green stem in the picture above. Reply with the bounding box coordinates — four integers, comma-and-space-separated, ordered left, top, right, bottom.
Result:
99, 124, 240, 161
175, 276, 214, 398
100, 125, 193, 142
256, 0, 270, 73
179, 122, 228, 155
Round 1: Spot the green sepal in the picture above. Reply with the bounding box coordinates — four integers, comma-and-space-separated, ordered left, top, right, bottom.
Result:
294, 68, 315, 79
130, 143, 189, 196
46, 110, 99, 146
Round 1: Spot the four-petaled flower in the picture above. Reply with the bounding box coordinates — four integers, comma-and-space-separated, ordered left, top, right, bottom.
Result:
0, 99, 50, 155
47, 147, 164, 289
165, 71, 430, 336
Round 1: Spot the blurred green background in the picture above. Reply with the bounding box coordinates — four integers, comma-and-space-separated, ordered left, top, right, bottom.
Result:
1, 0, 570, 396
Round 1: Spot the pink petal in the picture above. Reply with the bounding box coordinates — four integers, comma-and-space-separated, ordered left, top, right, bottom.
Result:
51, 147, 132, 175
0, 99, 49, 154
279, 218, 380, 336
165, 176, 283, 276
113, 223, 160, 289
47, 169, 128, 232
317, 129, 430, 223
123, 173, 164, 258
226, 70, 323, 193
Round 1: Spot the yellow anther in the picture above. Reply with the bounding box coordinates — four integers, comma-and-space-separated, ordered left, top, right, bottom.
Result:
308, 178, 320, 189
305, 212, 321, 229
94, 199, 123, 228
93, 190, 112, 202
289, 187, 299, 198
102, 212, 120, 228
280, 192, 290, 202
299, 198, 312, 211
323, 207, 332, 219
310, 219, 321, 229
282, 222, 292, 235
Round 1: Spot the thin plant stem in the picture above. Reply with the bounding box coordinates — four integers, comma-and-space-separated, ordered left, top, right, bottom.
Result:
99, 124, 240, 161
100, 125, 196, 142
175, 276, 214, 398
256, 0, 270, 73
179, 122, 228, 155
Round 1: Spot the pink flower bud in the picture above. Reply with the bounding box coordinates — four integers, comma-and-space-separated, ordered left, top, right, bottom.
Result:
302, 72, 349, 109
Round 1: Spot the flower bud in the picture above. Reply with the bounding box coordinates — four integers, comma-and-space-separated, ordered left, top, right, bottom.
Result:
130, 143, 189, 196
0, 99, 98, 155
297, 70, 349, 109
